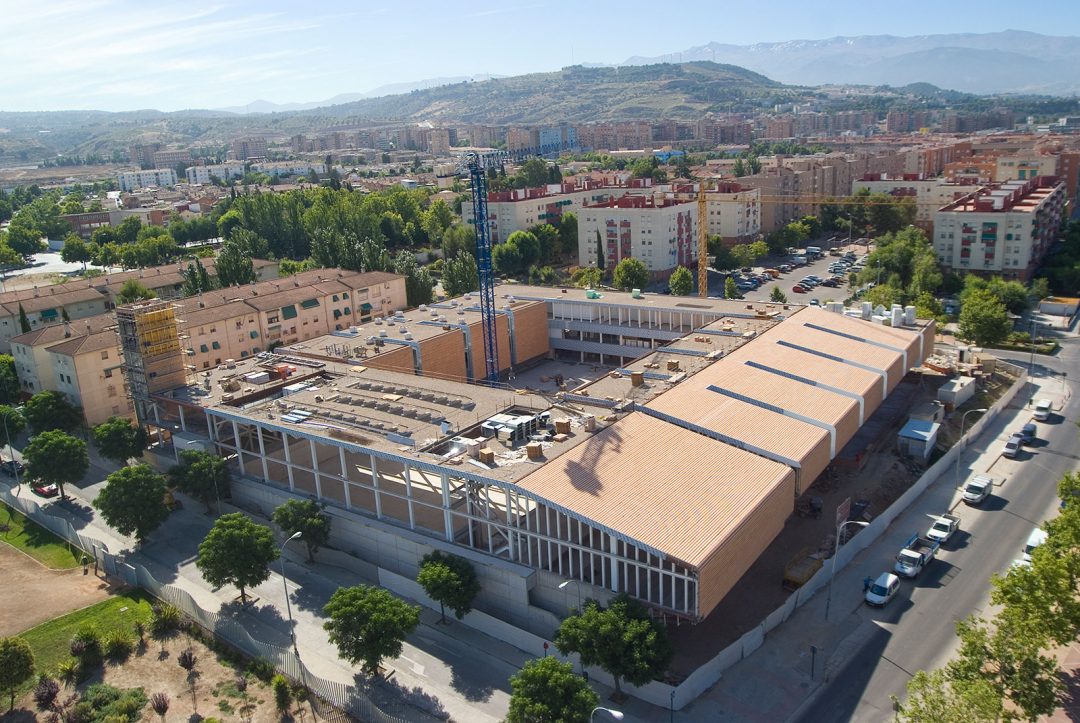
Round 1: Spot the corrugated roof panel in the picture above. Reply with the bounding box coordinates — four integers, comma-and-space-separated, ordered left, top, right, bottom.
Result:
516, 412, 793, 567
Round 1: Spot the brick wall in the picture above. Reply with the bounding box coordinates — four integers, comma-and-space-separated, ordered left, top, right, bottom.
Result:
360, 345, 415, 375
419, 329, 469, 382
511, 301, 551, 365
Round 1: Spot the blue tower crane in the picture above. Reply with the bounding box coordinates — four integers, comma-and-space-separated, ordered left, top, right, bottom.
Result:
460, 144, 566, 382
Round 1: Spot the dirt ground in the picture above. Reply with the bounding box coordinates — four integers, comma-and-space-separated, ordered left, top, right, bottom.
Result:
666, 366, 1021, 677
0, 543, 113, 637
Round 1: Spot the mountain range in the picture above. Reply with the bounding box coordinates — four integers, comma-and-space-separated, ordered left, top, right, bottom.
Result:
622, 30, 1080, 95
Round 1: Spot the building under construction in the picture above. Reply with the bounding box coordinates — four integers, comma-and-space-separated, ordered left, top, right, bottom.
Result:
116, 300, 191, 425
134, 287, 934, 629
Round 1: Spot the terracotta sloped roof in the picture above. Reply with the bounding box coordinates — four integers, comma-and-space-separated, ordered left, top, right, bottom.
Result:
9, 313, 116, 348
516, 411, 794, 568
46, 329, 118, 357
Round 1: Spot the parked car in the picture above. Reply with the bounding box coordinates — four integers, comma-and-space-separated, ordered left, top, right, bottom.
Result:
792, 285, 808, 293
1, 459, 25, 477
894, 534, 939, 578
1002, 435, 1023, 459
809, 299, 822, 307
865, 572, 901, 607
31, 482, 58, 498
779, 264, 793, 273
926, 514, 960, 545
1033, 399, 1053, 421
1018, 423, 1037, 444
821, 279, 839, 287
1023, 527, 1048, 563
962, 473, 994, 505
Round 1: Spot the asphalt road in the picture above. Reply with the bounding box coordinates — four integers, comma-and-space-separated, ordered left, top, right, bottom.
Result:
795, 339, 1080, 722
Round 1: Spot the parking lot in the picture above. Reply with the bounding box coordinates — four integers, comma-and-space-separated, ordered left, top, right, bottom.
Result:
730, 244, 873, 305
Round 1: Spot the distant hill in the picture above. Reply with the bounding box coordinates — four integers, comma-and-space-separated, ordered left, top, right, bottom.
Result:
622, 31, 1080, 95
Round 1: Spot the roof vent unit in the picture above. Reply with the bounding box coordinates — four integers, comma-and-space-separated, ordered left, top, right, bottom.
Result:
904, 305, 916, 325
399, 325, 408, 334
225, 359, 236, 369
378, 329, 388, 338
418, 304, 427, 311
387, 319, 395, 326
404, 333, 413, 340
349, 326, 358, 333
431, 309, 440, 317
374, 318, 383, 325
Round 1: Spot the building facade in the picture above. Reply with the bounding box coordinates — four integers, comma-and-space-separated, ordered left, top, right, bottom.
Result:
117, 169, 178, 192
578, 195, 698, 278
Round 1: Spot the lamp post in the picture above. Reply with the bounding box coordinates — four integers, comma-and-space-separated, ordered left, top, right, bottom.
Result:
591, 707, 624, 722
281, 531, 302, 656
824, 520, 870, 621
558, 579, 583, 613
953, 408, 989, 488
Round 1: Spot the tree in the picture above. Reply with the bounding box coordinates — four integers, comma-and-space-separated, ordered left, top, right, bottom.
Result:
668, 266, 693, 296
0, 355, 19, 405
571, 266, 602, 289
595, 230, 605, 272
441, 252, 479, 298
612, 258, 649, 292
272, 499, 331, 562
724, 276, 740, 299
61, 234, 91, 271
115, 216, 142, 245
0, 636, 34, 710
529, 224, 559, 263
770, 286, 788, 303
0, 406, 25, 448
322, 585, 420, 676
94, 464, 170, 544
92, 416, 147, 465
215, 238, 257, 287
958, 290, 1011, 346
168, 450, 230, 513
24, 390, 83, 434
23, 430, 88, 499
5, 222, 45, 258
116, 279, 156, 304
554, 594, 673, 696
492, 242, 523, 276
895, 669, 1002, 723
18, 303, 30, 334
392, 251, 435, 307
416, 550, 480, 623
558, 212, 578, 258
196, 513, 279, 604
181, 259, 215, 295
440, 224, 475, 260
507, 657, 598, 723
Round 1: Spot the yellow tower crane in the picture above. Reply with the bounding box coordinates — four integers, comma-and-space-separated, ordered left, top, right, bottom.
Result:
697, 182, 708, 298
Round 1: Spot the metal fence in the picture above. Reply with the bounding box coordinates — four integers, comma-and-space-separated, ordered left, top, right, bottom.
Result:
0, 487, 406, 723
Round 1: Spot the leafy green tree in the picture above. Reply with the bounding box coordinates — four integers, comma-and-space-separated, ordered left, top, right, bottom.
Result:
61, 234, 92, 271
571, 266, 602, 289
770, 286, 788, 303
416, 551, 480, 623
93, 464, 170, 544
24, 430, 88, 499
440, 224, 475, 260
196, 513, 279, 604
506, 231, 540, 268
0, 636, 34, 710
24, 390, 83, 433
0, 355, 19, 405
724, 276, 739, 299
594, 230, 605, 272
895, 669, 1002, 723
393, 251, 435, 307
322, 585, 420, 676
529, 224, 559, 263
181, 258, 215, 295
116, 279, 156, 304
958, 290, 1011, 346
0, 406, 26, 448
612, 258, 649, 291
507, 657, 598, 723
554, 594, 673, 696
441, 252, 479, 298
5, 222, 46, 258
17, 304, 30, 334
92, 416, 147, 465
272, 499, 331, 562
558, 212, 578, 258
730, 241, 765, 269
216, 238, 257, 287
668, 266, 693, 296
168, 450, 230, 513
493, 242, 523, 276
114, 216, 142, 245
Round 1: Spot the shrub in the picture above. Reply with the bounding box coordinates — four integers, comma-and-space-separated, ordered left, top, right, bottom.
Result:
150, 603, 182, 636
150, 692, 169, 722
103, 630, 134, 661
177, 648, 197, 672
71, 626, 101, 664
271, 675, 292, 712
233, 674, 248, 692
133, 620, 147, 644
245, 658, 274, 682
56, 658, 82, 686
33, 675, 61, 710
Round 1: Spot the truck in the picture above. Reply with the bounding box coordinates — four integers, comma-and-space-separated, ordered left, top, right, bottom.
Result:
893, 534, 940, 578
926, 513, 960, 545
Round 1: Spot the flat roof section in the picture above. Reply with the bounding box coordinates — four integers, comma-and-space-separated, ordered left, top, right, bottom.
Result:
516, 411, 796, 568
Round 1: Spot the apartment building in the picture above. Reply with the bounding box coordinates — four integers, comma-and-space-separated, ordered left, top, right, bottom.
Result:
669, 183, 761, 245
50, 329, 130, 425
186, 162, 246, 185
152, 149, 191, 167
251, 161, 326, 178
10, 314, 116, 396
231, 138, 268, 161
117, 169, 178, 192
578, 195, 697, 278
934, 176, 1066, 281
852, 175, 981, 235
996, 154, 1058, 182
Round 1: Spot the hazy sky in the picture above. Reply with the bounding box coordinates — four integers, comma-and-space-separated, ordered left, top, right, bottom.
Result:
3, 0, 1079, 113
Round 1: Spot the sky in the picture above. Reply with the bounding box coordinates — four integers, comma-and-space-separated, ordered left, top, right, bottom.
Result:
2, 0, 1080, 113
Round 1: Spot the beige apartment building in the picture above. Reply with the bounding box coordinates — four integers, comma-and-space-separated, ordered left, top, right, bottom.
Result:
50, 329, 131, 425
10, 314, 116, 397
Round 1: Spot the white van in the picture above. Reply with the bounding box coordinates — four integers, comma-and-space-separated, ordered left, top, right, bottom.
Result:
1023, 527, 1048, 563
1033, 399, 1052, 421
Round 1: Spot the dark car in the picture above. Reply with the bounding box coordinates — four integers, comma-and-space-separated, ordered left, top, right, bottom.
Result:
821, 279, 839, 287
1, 459, 25, 477
1018, 423, 1037, 444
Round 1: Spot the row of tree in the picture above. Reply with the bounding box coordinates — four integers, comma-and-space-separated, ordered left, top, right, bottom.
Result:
897, 473, 1080, 721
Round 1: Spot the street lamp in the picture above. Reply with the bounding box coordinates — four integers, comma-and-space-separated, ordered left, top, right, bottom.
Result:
558, 579, 583, 612
953, 408, 989, 488
824, 519, 870, 621
281, 531, 302, 656
591, 707, 624, 722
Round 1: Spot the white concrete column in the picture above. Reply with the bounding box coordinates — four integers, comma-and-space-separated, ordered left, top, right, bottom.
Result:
370, 454, 382, 519
282, 431, 295, 491
339, 447, 351, 509
256, 426, 269, 482
177, 405, 186, 432
309, 438, 323, 499
231, 420, 246, 476
609, 534, 620, 592
403, 463, 415, 530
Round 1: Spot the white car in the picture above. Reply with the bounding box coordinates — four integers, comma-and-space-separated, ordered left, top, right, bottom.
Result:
1033, 399, 1052, 421
865, 572, 900, 607
962, 474, 994, 505
926, 514, 959, 544
1002, 436, 1022, 459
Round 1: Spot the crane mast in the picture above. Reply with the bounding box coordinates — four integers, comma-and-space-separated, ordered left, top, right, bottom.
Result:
698, 183, 708, 298
465, 154, 501, 382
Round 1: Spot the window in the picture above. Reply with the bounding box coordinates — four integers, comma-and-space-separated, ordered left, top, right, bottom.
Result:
211, 341, 221, 350
300, 298, 319, 310
249, 330, 259, 339
281, 305, 298, 320
107, 386, 117, 397
267, 314, 280, 324
200, 344, 209, 353
100, 351, 109, 360
342, 292, 349, 300
104, 369, 113, 379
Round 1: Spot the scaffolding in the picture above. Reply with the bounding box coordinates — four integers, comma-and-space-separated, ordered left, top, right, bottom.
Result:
117, 300, 190, 422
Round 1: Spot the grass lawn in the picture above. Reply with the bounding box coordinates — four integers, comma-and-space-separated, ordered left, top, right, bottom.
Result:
0, 501, 84, 569
19, 589, 155, 680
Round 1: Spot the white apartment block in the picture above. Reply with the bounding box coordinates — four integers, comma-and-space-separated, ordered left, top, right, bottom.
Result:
186, 162, 247, 184
995, 155, 1057, 182
852, 176, 982, 231
668, 183, 761, 244
117, 168, 178, 192
933, 177, 1066, 281
578, 196, 698, 278
251, 161, 327, 178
